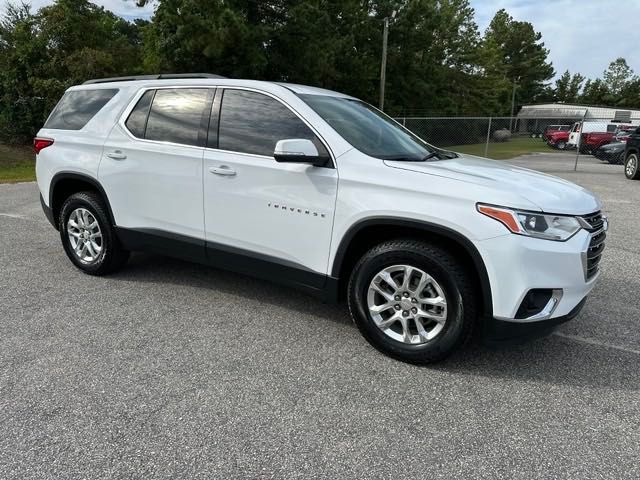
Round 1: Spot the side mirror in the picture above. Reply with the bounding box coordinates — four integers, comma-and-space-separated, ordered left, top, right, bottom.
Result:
274, 139, 328, 167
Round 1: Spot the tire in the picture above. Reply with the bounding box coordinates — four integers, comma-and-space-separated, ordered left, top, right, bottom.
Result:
556, 140, 566, 150
59, 191, 129, 275
625, 153, 640, 180
347, 240, 477, 364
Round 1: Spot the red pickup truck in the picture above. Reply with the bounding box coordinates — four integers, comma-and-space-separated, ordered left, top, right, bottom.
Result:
580, 132, 614, 154
546, 129, 570, 149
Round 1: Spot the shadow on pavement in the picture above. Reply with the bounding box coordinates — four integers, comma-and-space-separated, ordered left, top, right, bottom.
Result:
107, 253, 639, 392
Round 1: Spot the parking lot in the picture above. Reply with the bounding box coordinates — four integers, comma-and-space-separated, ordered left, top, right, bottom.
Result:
0, 153, 638, 479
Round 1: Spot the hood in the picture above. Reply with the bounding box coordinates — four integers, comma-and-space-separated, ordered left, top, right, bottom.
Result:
384, 154, 601, 215
600, 142, 625, 151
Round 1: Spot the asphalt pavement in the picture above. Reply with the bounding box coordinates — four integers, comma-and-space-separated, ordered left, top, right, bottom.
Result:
0, 153, 638, 479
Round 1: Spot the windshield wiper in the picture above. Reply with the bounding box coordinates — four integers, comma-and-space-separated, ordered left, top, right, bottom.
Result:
422, 149, 458, 161
421, 151, 440, 161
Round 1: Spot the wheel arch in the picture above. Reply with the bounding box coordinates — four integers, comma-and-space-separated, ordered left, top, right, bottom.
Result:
49, 172, 116, 230
626, 147, 638, 158
331, 217, 493, 317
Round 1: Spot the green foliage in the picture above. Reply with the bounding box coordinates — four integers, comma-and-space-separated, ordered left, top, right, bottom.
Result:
553, 70, 585, 104
0, 0, 145, 143
2, 0, 640, 146
562, 58, 640, 108
479, 9, 554, 113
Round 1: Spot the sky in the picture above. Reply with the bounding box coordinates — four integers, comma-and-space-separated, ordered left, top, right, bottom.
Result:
469, 0, 640, 80
2, 0, 639, 82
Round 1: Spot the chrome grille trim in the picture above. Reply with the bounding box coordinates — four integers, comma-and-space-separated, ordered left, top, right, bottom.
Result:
580, 211, 607, 281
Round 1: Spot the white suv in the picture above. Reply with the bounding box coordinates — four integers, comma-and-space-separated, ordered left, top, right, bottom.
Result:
35, 74, 607, 363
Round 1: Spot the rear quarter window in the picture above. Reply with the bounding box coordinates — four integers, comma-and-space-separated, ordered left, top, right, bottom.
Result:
44, 89, 119, 130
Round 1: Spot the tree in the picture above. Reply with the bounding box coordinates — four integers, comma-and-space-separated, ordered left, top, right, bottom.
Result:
0, 0, 145, 143
603, 57, 634, 96
379, 0, 486, 115
146, 0, 282, 78
480, 9, 554, 113
554, 70, 585, 103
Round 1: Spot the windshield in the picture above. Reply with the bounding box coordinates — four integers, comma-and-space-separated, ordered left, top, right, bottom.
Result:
299, 94, 439, 161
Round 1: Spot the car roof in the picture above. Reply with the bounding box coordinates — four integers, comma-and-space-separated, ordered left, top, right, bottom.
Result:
69, 77, 356, 99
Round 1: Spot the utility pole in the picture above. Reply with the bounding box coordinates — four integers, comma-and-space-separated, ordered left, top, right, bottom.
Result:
379, 16, 390, 111
509, 78, 518, 131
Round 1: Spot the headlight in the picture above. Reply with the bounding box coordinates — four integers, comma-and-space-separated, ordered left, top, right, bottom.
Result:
477, 204, 582, 241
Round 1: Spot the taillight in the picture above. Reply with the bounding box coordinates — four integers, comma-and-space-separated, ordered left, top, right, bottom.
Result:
33, 137, 54, 154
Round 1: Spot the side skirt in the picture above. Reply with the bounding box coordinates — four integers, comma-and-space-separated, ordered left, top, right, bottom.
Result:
115, 227, 339, 302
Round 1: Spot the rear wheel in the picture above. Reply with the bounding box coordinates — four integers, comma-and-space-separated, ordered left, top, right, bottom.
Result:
625, 153, 640, 180
556, 140, 566, 150
59, 191, 129, 275
347, 240, 477, 364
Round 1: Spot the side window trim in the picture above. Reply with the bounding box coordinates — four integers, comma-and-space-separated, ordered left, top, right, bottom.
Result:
206, 88, 223, 149
210, 87, 334, 167
141, 89, 156, 139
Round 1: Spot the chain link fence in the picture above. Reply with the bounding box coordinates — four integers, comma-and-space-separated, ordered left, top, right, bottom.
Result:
394, 115, 637, 170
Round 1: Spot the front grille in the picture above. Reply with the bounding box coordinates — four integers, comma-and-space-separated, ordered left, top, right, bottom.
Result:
581, 211, 605, 232
581, 211, 606, 280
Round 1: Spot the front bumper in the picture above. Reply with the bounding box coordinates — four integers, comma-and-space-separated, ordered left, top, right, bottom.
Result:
483, 297, 587, 344
477, 228, 601, 322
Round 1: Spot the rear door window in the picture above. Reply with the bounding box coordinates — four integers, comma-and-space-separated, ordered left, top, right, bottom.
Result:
145, 88, 210, 147
44, 89, 119, 130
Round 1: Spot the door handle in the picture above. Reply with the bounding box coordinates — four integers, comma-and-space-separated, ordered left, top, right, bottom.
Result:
209, 166, 236, 176
106, 150, 127, 160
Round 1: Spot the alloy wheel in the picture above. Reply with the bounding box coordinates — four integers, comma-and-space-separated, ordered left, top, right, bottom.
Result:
366, 265, 448, 345
627, 155, 638, 177
67, 208, 103, 263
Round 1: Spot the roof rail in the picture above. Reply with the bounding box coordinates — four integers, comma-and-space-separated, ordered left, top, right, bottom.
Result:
82, 73, 226, 85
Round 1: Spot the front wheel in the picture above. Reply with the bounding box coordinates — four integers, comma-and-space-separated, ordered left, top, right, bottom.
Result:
347, 240, 477, 364
556, 140, 566, 150
625, 153, 640, 180
59, 191, 129, 275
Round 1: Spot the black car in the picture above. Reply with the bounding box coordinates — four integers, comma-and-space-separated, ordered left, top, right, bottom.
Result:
624, 127, 640, 180
594, 142, 625, 164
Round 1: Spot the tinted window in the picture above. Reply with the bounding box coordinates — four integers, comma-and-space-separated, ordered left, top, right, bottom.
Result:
125, 90, 154, 138
300, 94, 435, 160
217, 90, 328, 157
145, 89, 209, 146
45, 89, 118, 130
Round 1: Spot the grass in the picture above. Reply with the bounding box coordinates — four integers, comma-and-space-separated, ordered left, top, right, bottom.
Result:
0, 144, 36, 183
446, 136, 555, 160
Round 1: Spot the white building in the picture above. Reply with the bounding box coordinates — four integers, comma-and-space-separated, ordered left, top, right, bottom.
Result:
518, 103, 640, 121
516, 103, 640, 133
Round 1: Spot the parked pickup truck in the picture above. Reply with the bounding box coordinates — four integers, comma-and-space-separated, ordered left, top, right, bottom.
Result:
546, 129, 570, 150
580, 131, 615, 154
542, 124, 571, 142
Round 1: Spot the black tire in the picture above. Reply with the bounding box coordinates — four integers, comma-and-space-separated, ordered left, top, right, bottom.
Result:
556, 140, 566, 150
625, 153, 640, 180
347, 240, 477, 364
59, 191, 129, 275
